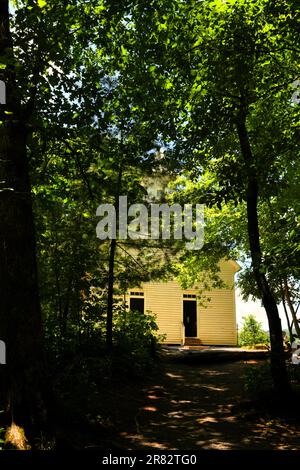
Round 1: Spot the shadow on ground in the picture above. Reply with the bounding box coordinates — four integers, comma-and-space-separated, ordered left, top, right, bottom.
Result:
114, 360, 300, 450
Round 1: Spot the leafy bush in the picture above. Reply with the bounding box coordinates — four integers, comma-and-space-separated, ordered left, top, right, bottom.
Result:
114, 308, 162, 350
47, 299, 164, 385
51, 306, 164, 429
238, 314, 269, 347
112, 307, 165, 378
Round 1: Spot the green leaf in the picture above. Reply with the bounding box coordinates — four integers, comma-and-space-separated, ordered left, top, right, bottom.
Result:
164, 79, 173, 90
120, 45, 127, 56
37, 0, 47, 8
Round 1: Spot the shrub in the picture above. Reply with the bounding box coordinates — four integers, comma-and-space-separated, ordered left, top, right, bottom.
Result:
48, 301, 164, 384
239, 314, 269, 347
112, 307, 165, 378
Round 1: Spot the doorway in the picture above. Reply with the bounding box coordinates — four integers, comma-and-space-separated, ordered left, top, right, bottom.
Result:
183, 300, 197, 337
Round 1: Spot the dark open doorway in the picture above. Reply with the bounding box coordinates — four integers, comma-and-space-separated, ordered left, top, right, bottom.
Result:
130, 297, 144, 314
183, 300, 197, 337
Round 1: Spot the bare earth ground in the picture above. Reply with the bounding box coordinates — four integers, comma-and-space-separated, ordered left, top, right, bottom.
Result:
102, 360, 300, 451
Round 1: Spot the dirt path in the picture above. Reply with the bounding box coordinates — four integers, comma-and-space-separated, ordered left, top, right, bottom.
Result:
115, 361, 300, 450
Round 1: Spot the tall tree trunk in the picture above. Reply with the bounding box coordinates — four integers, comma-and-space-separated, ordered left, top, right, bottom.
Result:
106, 238, 116, 350
105, 152, 124, 350
0, 0, 46, 447
236, 114, 290, 398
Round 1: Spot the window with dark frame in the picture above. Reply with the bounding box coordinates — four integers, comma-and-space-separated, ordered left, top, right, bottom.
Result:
129, 297, 145, 314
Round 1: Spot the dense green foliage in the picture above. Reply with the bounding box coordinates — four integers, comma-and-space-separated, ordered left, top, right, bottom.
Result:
239, 314, 270, 347
17, 0, 298, 349
0, 0, 299, 447
50, 305, 163, 382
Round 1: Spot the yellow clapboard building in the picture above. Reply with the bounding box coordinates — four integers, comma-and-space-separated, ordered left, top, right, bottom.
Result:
125, 259, 239, 346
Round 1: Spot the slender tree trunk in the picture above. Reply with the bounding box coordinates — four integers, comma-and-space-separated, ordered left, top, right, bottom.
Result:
236, 114, 290, 397
105, 154, 123, 350
54, 265, 63, 337
281, 288, 293, 344
0, 1, 46, 446
283, 278, 300, 338
106, 238, 116, 350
